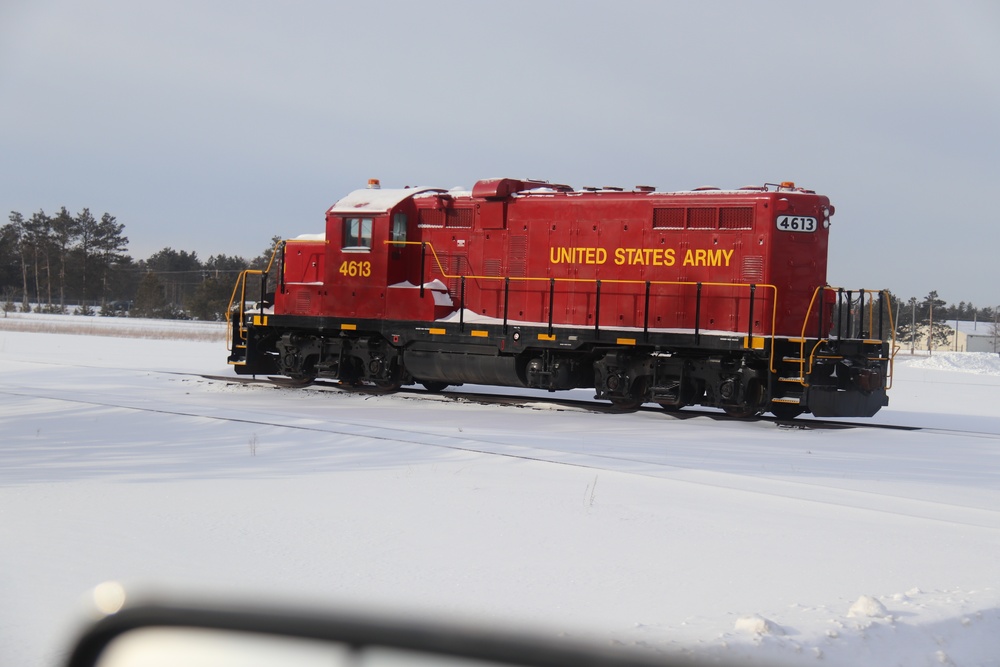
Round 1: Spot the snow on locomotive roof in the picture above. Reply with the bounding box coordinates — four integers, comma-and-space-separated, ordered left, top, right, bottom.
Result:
328, 186, 446, 214
328, 181, 815, 214
509, 186, 799, 197
502, 182, 814, 197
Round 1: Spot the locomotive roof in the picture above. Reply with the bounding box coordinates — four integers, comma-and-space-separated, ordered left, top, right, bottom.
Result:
328, 186, 447, 215
328, 181, 819, 215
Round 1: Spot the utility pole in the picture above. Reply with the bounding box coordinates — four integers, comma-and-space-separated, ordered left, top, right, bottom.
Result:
910, 297, 916, 355
927, 300, 933, 356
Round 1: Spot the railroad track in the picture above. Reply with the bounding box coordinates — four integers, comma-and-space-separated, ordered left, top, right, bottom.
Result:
198, 373, 924, 432
0, 358, 953, 434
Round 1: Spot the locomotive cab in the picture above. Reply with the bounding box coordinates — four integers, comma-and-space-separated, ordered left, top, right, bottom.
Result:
321, 184, 456, 323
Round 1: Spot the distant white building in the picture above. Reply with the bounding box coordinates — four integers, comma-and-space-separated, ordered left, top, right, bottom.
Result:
919, 320, 999, 353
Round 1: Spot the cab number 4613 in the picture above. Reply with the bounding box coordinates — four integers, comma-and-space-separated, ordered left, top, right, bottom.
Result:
776, 216, 817, 233
339, 260, 371, 277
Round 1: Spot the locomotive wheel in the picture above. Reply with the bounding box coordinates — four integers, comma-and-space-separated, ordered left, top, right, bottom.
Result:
610, 396, 643, 411
610, 379, 647, 412
721, 379, 764, 418
373, 378, 404, 392
420, 380, 449, 393
373, 360, 404, 392
722, 404, 759, 419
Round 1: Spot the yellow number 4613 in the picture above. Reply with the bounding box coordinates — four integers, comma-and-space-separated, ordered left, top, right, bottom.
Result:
338, 260, 371, 278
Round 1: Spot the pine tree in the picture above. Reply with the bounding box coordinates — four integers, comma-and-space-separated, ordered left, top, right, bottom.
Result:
50, 206, 78, 310
2, 212, 30, 310
921, 291, 947, 321
141, 247, 202, 309
131, 272, 171, 318
93, 213, 129, 307
187, 277, 229, 321
73, 208, 99, 305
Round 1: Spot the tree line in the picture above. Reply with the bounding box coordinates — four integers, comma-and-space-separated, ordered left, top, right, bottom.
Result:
2, 208, 277, 321
890, 290, 1000, 348
830, 290, 999, 350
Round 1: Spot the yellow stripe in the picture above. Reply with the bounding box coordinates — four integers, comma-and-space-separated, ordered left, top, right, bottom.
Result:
787, 337, 806, 343
341, 323, 357, 331
429, 327, 447, 335
744, 336, 764, 349
470, 330, 489, 337
537, 333, 556, 341
616, 337, 636, 346
253, 315, 268, 326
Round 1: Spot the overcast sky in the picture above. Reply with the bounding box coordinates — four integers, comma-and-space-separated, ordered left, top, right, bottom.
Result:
2, 1, 999, 307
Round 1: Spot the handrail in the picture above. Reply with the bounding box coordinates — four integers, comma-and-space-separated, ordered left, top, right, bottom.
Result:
386, 240, 780, 370
225, 269, 261, 352
793, 286, 899, 389
225, 242, 283, 352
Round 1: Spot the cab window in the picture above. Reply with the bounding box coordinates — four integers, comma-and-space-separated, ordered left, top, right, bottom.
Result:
391, 213, 407, 245
343, 217, 372, 249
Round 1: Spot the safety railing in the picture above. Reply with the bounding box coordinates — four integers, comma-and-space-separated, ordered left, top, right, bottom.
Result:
388, 240, 783, 369
791, 286, 899, 389
225, 242, 282, 352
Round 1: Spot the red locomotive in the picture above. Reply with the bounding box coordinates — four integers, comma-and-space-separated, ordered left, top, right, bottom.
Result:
228, 177, 894, 418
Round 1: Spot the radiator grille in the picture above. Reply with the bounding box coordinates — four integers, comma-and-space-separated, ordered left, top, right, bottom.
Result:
446, 208, 473, 228
719, 206, 753, 230
418, 209, 444, 227
687, 208, 717, 229
652, 208, 685, 229
418, 208, 473, 228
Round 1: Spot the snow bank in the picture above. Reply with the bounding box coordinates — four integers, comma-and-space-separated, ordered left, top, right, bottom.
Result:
0, 312, 226, 340
906, 351, 1000, 376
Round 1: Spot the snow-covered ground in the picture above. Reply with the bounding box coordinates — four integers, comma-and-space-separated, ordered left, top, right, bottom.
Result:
1, 314, 999, 666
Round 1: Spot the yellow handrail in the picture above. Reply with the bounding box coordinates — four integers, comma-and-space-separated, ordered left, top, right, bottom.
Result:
386, 240, 781, 369
793, 286, 899, 389
225, 242, 283, 352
